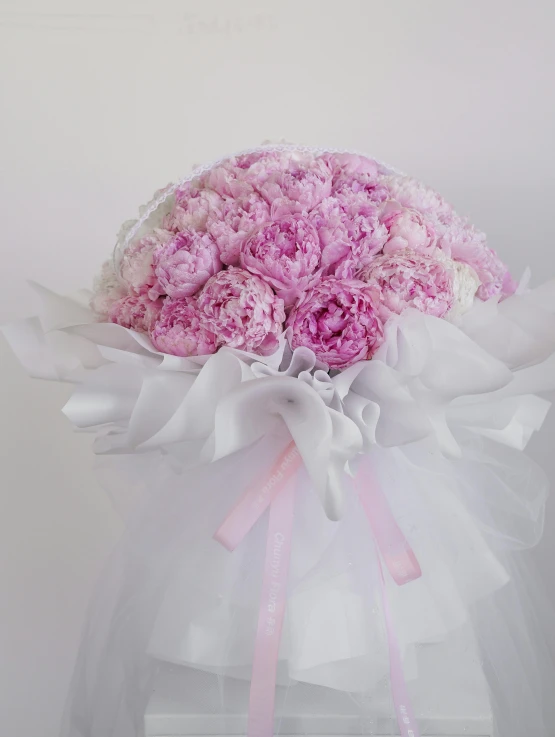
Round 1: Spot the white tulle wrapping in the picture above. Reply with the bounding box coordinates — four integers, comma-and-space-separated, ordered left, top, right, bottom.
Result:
55, 434, 553, 736
146, 441, 511, 685
3, 277, 555, 736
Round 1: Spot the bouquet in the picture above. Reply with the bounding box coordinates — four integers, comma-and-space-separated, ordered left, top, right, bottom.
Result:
4, 144, 555, 737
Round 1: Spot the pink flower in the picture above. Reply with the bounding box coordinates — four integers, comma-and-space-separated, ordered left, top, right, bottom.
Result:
319, 153, 380, 179
151, 230, 222, 299
235, 150, 291, 170
309, 196, 388, 278
436, 216, 484, 259
164, 186, 223, 232
206, 192, 271, 266
242, 150, 301, 186
358, 249, 454, 318
382, 175, 454, 225
205, 160, 255, 199
150, 297, 217, 357
109, 294, 163, 333
198, 267, 285, 355
469, 247, 516, 301
321, 152, 388, 202
333, 173, 390, 203
381, 201, 437, 255
438, 219, 515, 300
254, 155, 333, 214
286, 277, 384, 369
120, 229, 173, 294
240, 214, 322, 306
322, 156, 387, 205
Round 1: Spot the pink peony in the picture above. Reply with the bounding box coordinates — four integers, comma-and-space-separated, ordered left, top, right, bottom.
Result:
438, 218, 515, 300
382, 174, 454, 225
150, 297, 217, 357
319, 153, 380, 179
309, 196, 388, 278
242, 150, 302, 184
436, 216, 485, 259
150, 230, 222, 299
198, 267, 285, 355
205, 160, 255, 199
120, 228, 173, 294
325, 157, 388, 204
233, 151, 298, 206
470, 248, 516, 301
358, 249, 454, 318
286, 277, 384, 369
236, 150, 293, 171
109, 293, 163, 333
253, 155, 333, 214
322, 152, 388, 202
240, 214, 322, 306
206, 192, 271, 266
381, 201, 437, 255
333, 173, 390, 203
164, 185, 223, 232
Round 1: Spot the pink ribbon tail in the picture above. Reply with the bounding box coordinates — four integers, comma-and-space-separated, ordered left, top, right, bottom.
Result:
377, 551, 421, 737
247, 469, 297, 737
354, 459, 422, 737
214, 441, 301, 552
354, 459, 422, 586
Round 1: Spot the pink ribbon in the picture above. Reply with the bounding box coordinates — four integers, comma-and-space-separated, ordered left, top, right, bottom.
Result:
246, 468, 296, 737
214, 442, 422, 737
353, 457, 422, 585
376, 549, 421, 737
214, 442, 301, 552
354, 458, 422, 737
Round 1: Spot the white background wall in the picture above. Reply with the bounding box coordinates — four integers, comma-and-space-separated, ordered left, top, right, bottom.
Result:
1, 1, 554, 735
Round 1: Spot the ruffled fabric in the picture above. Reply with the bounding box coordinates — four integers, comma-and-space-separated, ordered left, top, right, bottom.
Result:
3, 276, 555, 737
3, 277, 554, 520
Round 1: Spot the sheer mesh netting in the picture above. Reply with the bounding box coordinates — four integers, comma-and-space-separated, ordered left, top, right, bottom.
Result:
60, 431, 555, 736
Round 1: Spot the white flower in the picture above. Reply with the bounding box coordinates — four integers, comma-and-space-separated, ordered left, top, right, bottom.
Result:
435, 251, 480, 321
89, 259, 127, 319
